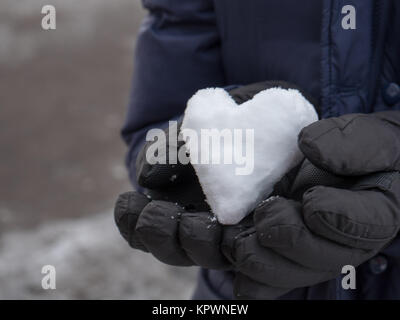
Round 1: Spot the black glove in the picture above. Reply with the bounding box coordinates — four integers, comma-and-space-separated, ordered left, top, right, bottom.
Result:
231, 111, 400, 299
114, 81, 315, 269
115, 120, 220, 266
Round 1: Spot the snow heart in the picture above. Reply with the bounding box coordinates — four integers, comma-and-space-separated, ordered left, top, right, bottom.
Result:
181, 87, 318, 225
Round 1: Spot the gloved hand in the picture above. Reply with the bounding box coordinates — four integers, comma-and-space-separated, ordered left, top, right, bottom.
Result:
114, 120, 221, 266
231, 111, 400, 299
114, 81, 314, 269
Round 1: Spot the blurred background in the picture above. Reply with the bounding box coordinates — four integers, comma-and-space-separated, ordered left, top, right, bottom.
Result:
0, 0, 197, 299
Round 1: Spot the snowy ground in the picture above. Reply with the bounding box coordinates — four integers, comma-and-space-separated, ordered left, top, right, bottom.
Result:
0, 0, 197, 299
0, 211, 197, 299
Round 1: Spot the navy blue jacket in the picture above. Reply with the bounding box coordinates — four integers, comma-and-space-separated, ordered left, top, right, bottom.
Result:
122, 0, 400, 299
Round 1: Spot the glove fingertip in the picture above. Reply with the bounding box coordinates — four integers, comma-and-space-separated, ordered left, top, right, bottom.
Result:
179, 213, 230, 270
254, 197, 303, 249
114, 191, 150, 222
114, 191, 151, 252
114, 191, 131, 226
136, 201, 194, 266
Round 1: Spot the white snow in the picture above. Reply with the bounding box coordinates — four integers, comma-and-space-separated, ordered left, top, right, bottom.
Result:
0, 211, 197, 299
182, 87, 318, 225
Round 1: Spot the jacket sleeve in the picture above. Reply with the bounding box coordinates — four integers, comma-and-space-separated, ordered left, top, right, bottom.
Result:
121, 0, 225, 188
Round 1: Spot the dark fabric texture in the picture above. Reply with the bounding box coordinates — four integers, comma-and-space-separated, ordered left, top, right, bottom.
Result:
238, 167, 400, 297
114, 192, 150, 252
120, 0, 400, 300
190, 112, 400, 299
299, 112, 400, 176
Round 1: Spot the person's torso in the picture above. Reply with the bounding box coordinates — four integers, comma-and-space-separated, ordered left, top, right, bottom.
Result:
213, 0, 400, 118
209, 0, 400, 300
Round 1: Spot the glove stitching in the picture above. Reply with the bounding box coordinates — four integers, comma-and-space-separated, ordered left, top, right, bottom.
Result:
300, 115, 367, 173
307, 210, 397, 243
303, 114, 365, 145
237, 237, 334, 288
258, 224, 304, 247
